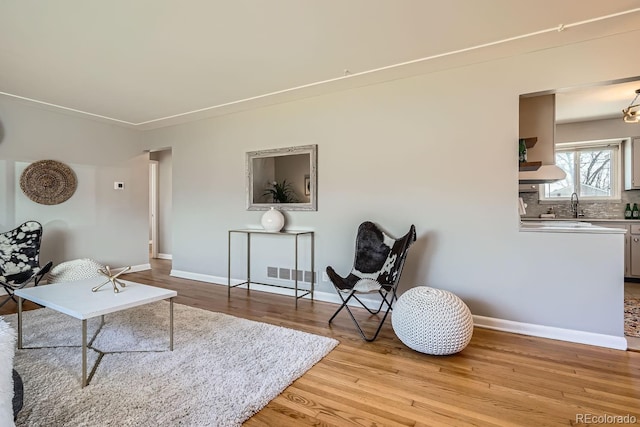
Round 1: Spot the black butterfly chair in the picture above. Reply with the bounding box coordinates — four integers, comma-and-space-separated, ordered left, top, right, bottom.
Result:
0, 221, 53, 308
327, 221, 416, 341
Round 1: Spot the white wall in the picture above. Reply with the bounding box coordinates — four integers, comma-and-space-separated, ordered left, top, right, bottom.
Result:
142, 30, 639, 342
557, 117, 640, 143
0, 100, 149, 268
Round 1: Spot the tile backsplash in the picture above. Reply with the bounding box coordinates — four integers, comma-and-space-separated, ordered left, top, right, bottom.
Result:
519, 190, 640, 219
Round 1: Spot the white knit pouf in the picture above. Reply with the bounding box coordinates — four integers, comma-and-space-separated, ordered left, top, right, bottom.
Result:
391, 286, 473, 355
48, 258, 106, 284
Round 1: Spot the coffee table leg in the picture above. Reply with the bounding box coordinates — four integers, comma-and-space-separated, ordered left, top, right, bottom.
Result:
169, 297, 174, 351
17, 297, 23, 349
82, 319, 87, 388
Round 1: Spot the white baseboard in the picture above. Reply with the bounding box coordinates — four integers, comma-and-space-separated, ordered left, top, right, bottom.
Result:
156, 253, 172, 260
170, 270, 221, 284
127, 263, 152, 273
169, 269, 628, 350
473, 315, 627, 350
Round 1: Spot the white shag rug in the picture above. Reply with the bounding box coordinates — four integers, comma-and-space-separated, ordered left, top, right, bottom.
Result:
3, 301, 338, 426
0, 317, 16, 427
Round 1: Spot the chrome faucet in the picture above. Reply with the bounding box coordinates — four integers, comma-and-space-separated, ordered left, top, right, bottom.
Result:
570, 192, 583, 218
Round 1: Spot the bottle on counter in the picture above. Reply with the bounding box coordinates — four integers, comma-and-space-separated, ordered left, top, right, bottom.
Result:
626, 203, 632, 219
518, 139, 527, 163
633, 203, 639, 219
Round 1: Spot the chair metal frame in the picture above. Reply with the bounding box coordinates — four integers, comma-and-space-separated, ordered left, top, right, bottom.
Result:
327, 221, 416, 341
0, 221, 52, 308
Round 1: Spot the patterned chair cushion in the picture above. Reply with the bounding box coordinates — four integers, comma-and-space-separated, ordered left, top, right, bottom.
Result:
0, 221, 43, 286
328, 221, 416, 293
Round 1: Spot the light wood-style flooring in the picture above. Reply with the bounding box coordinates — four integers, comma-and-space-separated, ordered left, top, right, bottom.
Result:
3, 259, 640, 426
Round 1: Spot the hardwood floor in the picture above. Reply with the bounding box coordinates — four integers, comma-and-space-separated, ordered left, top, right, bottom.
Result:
4, 259, 640, 426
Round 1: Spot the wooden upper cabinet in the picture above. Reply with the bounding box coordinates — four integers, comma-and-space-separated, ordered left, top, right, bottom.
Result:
519, 94, 556, 165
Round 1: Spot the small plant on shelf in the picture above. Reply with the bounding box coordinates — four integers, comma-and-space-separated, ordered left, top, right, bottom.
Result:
263, 180, 298, 203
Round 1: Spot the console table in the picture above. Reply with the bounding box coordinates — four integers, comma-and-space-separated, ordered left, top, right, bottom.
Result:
227, 229, 315, 308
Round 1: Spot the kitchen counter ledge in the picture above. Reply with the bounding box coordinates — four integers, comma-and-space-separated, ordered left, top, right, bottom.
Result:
519, 220, 627, 234
520, 217, 631, 223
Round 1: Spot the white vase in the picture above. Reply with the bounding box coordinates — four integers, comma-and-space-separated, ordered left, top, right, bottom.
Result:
261, 207, 285, 232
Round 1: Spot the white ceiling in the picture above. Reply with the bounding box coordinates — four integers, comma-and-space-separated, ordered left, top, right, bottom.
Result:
555, 79, 640, 124
1, 1, 639, 129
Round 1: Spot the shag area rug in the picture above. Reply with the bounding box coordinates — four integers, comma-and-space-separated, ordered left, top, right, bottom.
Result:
624, 297, 640, 338
3, 301, 338, 426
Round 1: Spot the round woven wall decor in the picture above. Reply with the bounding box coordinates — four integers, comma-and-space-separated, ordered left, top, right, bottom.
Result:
20, 160, 77, 205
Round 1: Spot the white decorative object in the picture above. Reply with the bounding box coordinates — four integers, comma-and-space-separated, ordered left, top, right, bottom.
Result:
93, 265, 132, 293
260, 207, 285, 232
391, 286, 473, 355
48, 258, 106, 283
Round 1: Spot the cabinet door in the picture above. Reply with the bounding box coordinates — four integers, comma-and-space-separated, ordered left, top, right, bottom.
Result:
624, 138, 640, 190
631, 234, 640, 277
625, 233, 631, 277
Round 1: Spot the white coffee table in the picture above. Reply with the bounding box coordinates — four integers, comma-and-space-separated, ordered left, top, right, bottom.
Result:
15, 277, 177, 387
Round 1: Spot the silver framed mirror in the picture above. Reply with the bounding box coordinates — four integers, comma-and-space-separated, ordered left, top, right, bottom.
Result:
246, 144, 317, 211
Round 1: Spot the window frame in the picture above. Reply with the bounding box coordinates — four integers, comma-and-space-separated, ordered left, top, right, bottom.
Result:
539, 138, 623, 202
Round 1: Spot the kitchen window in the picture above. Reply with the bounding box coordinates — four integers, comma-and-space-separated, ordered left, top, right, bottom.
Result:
540, 139, 622, 201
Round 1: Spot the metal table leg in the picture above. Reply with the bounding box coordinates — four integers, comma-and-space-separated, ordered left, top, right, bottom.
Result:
169, 297, 174, 351
311, 232, 315, 302
227, 230, 231, 299
247, 233, 251, 293
295, 234, 299, 308
17, 297, 23, 349
82, 319, 87, 388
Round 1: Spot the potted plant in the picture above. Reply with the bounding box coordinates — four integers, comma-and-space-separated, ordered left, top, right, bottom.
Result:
263, 180, 297, 203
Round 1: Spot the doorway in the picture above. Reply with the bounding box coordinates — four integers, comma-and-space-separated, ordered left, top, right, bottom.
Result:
149, 160, 158, 258
149, 149, 172, 261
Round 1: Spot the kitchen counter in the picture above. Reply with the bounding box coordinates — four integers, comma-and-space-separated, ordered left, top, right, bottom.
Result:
520, 217, 630, 223
519, 220, 627, 234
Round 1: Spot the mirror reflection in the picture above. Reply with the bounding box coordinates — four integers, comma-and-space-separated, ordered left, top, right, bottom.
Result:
247, 144, 317, 211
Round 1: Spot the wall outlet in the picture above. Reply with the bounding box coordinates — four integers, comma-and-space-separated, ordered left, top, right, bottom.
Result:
322, 272, 329, 282
114, 182, 125, 190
